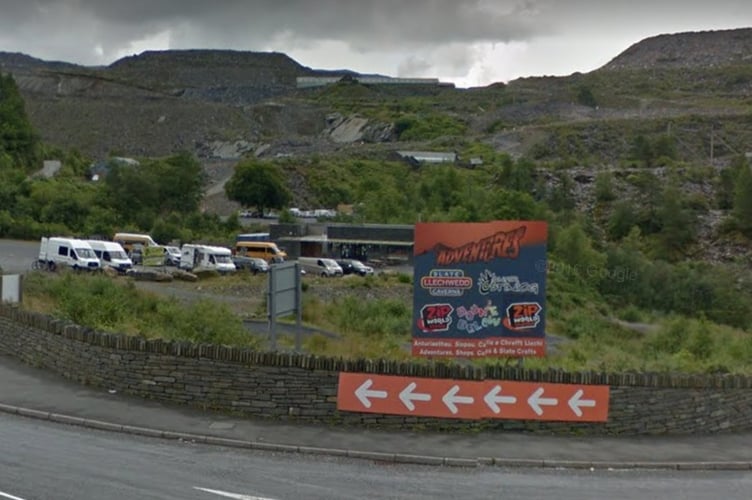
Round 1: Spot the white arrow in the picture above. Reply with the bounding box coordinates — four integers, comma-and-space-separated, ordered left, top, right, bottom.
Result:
442, 385, 474, 414
568, 389, 597, 417
483, 385, 517, 414
399, 382, 432, 411
527, 387, 558, 416
193, 486, 277, 500
354, 379, 388, 408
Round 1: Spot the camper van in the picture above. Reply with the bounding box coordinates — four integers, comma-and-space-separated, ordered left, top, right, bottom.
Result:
87, 240, 133, 273
113, 232, 158, 254
179, 244, 236, 273
297, 257, 343, 277
37, 237, 100, 271
233, 241, 287, 264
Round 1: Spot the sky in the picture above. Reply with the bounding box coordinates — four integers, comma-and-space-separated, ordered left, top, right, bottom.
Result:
0, 1, 751, 88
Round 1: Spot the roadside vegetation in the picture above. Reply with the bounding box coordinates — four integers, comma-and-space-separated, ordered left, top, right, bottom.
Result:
4, 68, 752, 374
20, 262, 752, 374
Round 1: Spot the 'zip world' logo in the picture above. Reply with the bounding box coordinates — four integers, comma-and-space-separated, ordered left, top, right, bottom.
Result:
503, 302, 542, 331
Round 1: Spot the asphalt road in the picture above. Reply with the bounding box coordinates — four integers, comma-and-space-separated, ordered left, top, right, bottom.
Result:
2, 413, 751, 500
0, 239, 38, 274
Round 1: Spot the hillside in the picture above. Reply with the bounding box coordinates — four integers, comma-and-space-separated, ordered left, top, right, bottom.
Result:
0, 28, 749, 164
3, 28, 752, 260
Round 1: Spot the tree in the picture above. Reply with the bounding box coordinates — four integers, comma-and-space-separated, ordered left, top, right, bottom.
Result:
0, 73, 38, 168
732, 163, 752, 236
594, 171, 616, 202
576, 85, 597, 108
141, 152, 206, 213
653, 185, 697, 261
629, 135, 652, 165
553, 221, 606, 285
607, 200, 639, 240
225, 160, 291, 214
546, 172, 576, 212
652, 134, 677, 163
717, 156, 747, 210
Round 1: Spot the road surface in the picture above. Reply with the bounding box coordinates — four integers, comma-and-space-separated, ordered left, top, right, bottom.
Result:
2, 413, 751, 500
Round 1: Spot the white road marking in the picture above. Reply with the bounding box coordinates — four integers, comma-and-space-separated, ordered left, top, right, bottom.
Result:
0, 490, 28, 500
194, 486, 277, 500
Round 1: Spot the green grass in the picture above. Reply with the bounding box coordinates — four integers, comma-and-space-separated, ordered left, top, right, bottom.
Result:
23, 271, 260, 349
19, 251, 752, 374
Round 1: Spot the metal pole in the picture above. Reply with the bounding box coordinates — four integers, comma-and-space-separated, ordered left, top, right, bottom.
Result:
295, 262, 302, 352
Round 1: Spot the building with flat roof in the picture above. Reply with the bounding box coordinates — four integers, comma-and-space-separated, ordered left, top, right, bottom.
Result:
270, 222, 414, 267
396, 151, 457, 165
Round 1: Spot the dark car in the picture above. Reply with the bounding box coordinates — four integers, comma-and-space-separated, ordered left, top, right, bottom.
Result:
233, 255, 270, 274
337, 259, 374, 277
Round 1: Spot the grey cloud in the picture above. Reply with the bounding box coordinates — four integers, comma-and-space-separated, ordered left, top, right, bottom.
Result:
3, 0, 547, 52
397, 56, 432, 77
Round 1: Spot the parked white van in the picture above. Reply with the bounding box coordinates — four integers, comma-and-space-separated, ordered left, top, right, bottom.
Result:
87, 240, 133, 273
179, 244, 236, 274
297, 257, 343, 277
37, 237, 100, 271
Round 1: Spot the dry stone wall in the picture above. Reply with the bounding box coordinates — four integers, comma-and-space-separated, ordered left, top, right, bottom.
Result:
2, 305, 751, 436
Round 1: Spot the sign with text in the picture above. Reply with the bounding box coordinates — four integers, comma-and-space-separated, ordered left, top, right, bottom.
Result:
337, 373, 609, 422
412, 221, 548, 358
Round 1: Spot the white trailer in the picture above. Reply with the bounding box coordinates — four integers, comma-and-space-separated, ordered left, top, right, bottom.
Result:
179, 244, 236, 273
87, 240, 133, 273
37, 237, 100, 271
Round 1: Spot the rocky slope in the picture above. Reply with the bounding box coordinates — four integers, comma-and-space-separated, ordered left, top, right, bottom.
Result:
602, 28, 752, 70
3, 29, 752, 260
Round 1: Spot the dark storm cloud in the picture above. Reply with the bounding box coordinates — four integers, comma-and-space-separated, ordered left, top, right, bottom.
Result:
0, 0, 547, 60
76, 0, 545, 44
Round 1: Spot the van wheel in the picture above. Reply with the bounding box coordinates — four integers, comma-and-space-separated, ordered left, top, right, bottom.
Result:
321, 272, 327, 277
47, 261, 57, 272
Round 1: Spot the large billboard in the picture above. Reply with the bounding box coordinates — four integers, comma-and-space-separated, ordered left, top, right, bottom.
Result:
412, 221, 548, 358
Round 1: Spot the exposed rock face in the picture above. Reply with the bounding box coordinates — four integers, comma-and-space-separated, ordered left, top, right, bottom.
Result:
325, 113, 394, 143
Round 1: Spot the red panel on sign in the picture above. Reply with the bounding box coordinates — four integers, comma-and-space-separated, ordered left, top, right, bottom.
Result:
337, 373, 609, 422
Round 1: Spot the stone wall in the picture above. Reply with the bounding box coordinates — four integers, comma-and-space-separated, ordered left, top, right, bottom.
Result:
2, 305, 752, 436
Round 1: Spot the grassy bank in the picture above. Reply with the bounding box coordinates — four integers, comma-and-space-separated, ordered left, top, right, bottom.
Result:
20, 268, 752, 375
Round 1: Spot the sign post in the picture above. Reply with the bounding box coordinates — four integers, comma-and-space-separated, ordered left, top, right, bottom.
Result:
267, 261, 302, 351
411, 221, 548, 359
1, 274, 22, 304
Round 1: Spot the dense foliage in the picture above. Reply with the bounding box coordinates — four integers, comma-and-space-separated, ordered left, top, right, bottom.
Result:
224, 159, 291, 214
0, 73, 37, 168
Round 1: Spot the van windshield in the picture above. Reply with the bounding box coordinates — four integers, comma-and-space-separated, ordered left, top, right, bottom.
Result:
214, 254, 233, 264
75, 248, 96, 259
110, 250, 128, 260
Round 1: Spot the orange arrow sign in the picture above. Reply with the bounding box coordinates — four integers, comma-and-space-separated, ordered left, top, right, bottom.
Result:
337, 373, 609, 422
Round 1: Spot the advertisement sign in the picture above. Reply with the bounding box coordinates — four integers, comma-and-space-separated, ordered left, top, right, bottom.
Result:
412, 221, 547, 358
